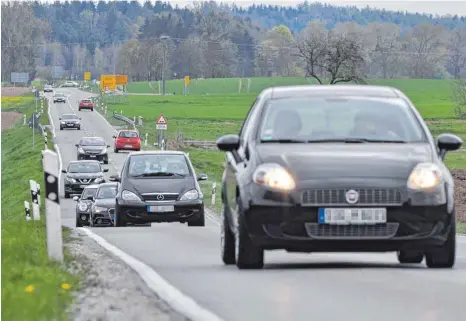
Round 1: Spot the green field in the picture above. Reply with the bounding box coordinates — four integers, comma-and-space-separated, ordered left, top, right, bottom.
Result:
96, 78, 466, 217
1, 97, 78, 321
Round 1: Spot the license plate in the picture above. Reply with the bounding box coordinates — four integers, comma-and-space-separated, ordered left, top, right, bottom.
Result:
67, 124, 74, 126
90, 155, 96, 158
147, 205, 174, 213
318, 208, 387, 225
125, 144, 132, 148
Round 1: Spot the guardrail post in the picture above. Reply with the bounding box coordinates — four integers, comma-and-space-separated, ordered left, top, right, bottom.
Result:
44, 132, 48, 150
37, 183, 41, 206
29, 180, 40, 220
145, 133, 148, 146
138, 116, 143, 127
161, 139, 165, 150
25, 201, 31, 221
43, 150, 64, 263
211, 183, 217, 205
23, 114, 26, 125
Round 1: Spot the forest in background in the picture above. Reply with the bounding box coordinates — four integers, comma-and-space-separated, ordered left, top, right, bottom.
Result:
2, 0, 466, 82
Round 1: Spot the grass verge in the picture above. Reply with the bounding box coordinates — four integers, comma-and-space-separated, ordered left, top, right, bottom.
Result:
458, 222, 466, 234
1, 97, 78, 321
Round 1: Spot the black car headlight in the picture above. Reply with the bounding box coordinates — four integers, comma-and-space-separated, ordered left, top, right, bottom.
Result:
78, 202, 88, 212
121, 190, 142, 201
65, 177, 76, 183
180, 189, 199, 201
94, 177, 104, 184
77, 147, 85, 154
407, 163, 443, 191
252, 163, 296, 192
92, 206, 108, 213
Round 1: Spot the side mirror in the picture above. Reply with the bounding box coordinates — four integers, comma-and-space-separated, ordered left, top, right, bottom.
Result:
87, 196, 94, 201
103, 168, 109, 172
79, 117, 82, 120
107, 145, 110, 147
197, 173, 208, 181
109, 175, 120, 182
437, 133, 463, 159
73, 196, 79, 201
112, 135, 116, 138
61, 169, 67, 173
216, 134, 240, 152
75, 144, 79, 147
58, 117, 61, 120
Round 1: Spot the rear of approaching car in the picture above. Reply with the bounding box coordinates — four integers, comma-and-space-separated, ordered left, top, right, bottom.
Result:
216, 85, 463, 269
79, 99, 94, 111
114, 130, 141, 152
112, 152, 208, 227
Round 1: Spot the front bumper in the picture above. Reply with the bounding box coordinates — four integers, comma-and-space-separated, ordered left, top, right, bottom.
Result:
78, 153, 108, 162
61, 122, 80, 128
92, 209, 114, 226
117, 199, 203, 223
242, 204, 454, 252
65, 181, 104, 195
54, 99, 65, 102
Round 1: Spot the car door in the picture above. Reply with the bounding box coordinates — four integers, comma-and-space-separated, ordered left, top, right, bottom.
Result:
225, 98, 260, 223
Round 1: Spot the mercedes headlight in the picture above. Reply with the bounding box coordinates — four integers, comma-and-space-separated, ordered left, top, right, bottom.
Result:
180, 189, 199, 201
407, 163, 443, 190
65, 177, 76, 183
94, 177, 104, 183
122, 190, 141, 201
252, 163, 296, 191
93, 206, 107, 213
78, 202, 88, 211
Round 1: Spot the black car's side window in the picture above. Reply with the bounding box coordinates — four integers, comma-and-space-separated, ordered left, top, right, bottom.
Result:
238, 98, 258, 140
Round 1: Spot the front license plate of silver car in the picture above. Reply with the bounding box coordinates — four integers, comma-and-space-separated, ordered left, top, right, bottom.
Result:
318, 208, 387, 225
147, 205, 174, 213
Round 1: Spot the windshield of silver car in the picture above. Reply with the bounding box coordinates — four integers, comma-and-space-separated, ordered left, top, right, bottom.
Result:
258, 97, 427, 143
96, 186, 117, 199
128, 154, 191, 177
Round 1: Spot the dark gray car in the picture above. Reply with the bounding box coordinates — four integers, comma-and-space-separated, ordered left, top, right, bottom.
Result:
216, 84, 463, 270
62, 160, 108, 198
59, 113, 81, 130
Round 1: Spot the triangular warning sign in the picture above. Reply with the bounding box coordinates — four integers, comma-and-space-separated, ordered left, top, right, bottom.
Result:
156, 114, 167, 125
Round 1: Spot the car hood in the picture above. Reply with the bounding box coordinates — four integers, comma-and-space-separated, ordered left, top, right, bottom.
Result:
127, 177, 195, 195
63, 119, 79, 122
66, 172, 103, 179
79, 145, 105, 151
256, 143, 434, 180
93, 198, 116, 207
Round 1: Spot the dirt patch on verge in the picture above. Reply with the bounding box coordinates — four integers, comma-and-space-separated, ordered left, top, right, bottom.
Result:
1, 111, 23, 131
453, 170, 466, 221
1, 87, 30, 97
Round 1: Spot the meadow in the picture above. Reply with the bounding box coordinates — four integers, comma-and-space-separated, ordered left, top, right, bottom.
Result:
1, 94, 78, 321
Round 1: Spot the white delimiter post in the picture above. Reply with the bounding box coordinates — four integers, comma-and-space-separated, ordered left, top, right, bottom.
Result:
211, 183, 217, 205
29, 180, 40, 220
42, 150, 64, 263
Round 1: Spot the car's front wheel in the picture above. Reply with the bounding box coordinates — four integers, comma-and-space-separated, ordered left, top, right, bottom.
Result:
76, 215, 83, 227
397, 250, 424, 264
114, 206, 127, 227
64, 192, 70, 199
114, 148, 119, 153
188, 209, 205, 226
235, 199, 264, 269
221, 204, 235, 265
425, 217, 456, 268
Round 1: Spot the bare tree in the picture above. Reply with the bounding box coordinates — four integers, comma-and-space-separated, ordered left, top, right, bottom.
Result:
297, 23, 366, 84
447, 27, 466, 79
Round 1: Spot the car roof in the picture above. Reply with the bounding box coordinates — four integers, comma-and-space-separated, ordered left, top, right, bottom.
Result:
96, 182, 118, 188
263, 85, 401, 99
128, 150, 186, 156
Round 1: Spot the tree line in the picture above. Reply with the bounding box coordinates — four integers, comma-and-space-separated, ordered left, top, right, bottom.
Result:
2, 1, 466, 83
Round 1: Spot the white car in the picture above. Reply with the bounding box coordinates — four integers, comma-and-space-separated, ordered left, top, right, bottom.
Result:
44, 85, 53, 92
63, 81, 79, 87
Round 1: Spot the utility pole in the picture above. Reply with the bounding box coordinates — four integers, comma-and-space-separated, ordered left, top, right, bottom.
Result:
160, 35, 170, 96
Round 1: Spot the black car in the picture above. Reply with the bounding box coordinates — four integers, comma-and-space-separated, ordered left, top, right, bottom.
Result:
73, 185, 99, 227
59, 113, 81, 130
62, 160, 108, 198
76, 137, 110, 164
216, 84, 463, 270
109, 151, 208, 227
89, 182, 119, 227
53, 92, 66, 103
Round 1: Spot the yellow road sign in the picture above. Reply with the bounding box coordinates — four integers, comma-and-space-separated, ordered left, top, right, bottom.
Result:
84, 72, 91, 81
184, 76, 190, 86
100, 75, 116, 90
115, 74, 128, 86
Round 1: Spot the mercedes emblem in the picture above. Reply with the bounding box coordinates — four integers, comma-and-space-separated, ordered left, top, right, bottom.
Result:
156, 194, 164, 201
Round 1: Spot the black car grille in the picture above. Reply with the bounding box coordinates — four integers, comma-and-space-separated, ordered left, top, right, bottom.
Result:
83, 150, 101, 154
304, 223, 399, 239
301, 188, 402, 206
77, 178, 95, 184
141, 193, 179, 201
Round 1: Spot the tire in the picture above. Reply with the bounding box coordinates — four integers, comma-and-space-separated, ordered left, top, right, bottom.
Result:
235, 199, 264, 269
114, 206, 127, 227
188, 209, 205, 226
60, 126, 63, 130
91, 108, 94, 111
221, 204, 236, 265
397, 250, 424, 264
425, 217, 456, 268
78, 108, 81, 111
104, 159, 108, 164
77, 126, 81, 130
76, 215, 83, 227
114, 149, 119, 153
64, 192, 70, 199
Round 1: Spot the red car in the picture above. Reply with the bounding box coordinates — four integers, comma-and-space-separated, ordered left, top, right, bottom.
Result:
113, 130, 141, 152
78, 98, 94, 111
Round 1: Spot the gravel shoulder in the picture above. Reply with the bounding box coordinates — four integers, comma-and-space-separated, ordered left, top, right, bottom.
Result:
65, 228, 191, 321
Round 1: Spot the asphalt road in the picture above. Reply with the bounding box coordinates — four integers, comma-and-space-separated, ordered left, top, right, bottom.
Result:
49, 88, 466, 321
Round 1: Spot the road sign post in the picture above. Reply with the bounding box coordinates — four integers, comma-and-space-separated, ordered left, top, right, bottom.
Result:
84, 71, 91, 81
155, 114, 168, 149
184, 76, 190, 96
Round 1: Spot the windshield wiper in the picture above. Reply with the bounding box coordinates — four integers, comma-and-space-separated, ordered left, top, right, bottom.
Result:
132, 172, 186, 177
260, 138, 308, 143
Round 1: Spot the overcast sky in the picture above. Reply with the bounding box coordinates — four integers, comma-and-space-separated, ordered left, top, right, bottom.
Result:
9, 0, 466, 17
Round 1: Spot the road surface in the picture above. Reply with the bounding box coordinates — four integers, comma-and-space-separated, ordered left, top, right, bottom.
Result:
48, 88, 466, 321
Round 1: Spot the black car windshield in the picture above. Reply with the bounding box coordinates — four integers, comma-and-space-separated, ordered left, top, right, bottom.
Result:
119, 131, 138, 138
61, 114, 78, 120
96, 186, 117, 199
79, 138, 105, 146
258, 97, 426, 143
82, 188, 97, 199
68, 162, 101, 173
128, 154, 191, 177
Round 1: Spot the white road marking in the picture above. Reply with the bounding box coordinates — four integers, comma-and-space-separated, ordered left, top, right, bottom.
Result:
77, 227, 226, 321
